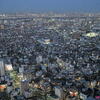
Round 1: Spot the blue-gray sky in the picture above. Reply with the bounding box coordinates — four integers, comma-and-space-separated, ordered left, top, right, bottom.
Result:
0, 0, 100, 13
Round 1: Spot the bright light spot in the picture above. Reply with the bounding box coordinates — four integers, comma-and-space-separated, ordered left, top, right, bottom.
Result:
85, 32, 98, 37
5, 64, 13, 71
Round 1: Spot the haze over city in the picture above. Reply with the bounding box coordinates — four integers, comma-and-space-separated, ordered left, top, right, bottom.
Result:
0, 0, 100, 13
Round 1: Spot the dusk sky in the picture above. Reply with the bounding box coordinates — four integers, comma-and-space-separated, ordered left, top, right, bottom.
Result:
0, 0, 100, 13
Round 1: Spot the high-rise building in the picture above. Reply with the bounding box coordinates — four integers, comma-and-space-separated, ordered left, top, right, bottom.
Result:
0, 59, 5, 76
54, 86, 63, 100
0, 25, 4, 30
36, 55, 43, 64
20, 80, 29, 94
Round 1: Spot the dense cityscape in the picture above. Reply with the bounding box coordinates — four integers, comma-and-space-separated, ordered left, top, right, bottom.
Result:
0, 13, 100, 100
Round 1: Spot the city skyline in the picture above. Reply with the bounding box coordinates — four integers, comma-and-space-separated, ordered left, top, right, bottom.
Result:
0, 1, 100, 99
0, 0, 100, 13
